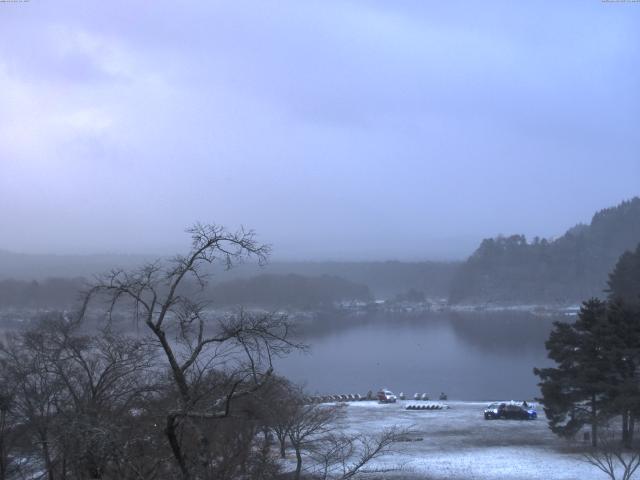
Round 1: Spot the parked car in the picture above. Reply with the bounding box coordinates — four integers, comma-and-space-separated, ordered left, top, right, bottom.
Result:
377, 389, 397, 403
484, 402, 537, 420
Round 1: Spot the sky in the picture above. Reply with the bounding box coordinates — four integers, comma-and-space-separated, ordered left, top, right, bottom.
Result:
0, 0, 638, 260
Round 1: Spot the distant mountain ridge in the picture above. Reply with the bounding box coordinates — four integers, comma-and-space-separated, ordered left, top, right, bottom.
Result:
0, 248, 458, 300
449, 197, 640, 304
8, 198, 635, 306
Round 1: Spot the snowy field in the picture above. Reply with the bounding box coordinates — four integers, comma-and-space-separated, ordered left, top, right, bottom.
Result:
325, 401, 601, 480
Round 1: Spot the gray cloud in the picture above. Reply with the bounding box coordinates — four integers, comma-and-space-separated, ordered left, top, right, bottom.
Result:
0, 0, 638, 260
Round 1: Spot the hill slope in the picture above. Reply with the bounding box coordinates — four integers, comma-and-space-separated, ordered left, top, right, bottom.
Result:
449, 197, 640, 304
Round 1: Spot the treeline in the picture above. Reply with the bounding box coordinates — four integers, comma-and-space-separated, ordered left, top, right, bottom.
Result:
450, 197, 640, 304
0, 274, 371, 310
210, 274, 371, 308
0, 250, 460, 301
237, 261, 459, 299
0, 277, 85, 309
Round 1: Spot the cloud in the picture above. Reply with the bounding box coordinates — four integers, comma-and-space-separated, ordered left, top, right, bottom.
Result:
0, 1, 638, 259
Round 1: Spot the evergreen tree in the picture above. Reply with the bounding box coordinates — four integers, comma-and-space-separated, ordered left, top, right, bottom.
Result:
534, 299, 611, 446
604, 243, 640, 446
607, 243, 640, 308
602, 299, 640, 446
536, 245, 640, 447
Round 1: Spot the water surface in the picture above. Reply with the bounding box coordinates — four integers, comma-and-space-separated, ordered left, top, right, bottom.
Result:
275, 311, 558, 400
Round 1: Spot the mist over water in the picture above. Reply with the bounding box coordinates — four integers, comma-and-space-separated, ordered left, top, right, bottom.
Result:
275, 312, 556, 400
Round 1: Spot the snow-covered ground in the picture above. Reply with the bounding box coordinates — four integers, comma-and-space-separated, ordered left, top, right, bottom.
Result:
328, 401, 600, 480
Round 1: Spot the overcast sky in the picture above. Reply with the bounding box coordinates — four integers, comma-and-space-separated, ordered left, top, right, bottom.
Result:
0, 1, 638, 260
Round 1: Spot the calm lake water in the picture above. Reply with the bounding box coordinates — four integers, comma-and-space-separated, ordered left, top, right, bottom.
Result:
275, 311, 560, 401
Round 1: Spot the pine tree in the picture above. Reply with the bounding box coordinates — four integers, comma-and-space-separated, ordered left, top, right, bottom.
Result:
602, 299, 640, 446
607, 243, 640, 308
534, 298, 611, 447
536, 244, 640, 447
604, 243, 640, 446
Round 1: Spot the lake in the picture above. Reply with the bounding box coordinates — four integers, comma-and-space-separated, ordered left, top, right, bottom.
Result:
275, 310, 560, 401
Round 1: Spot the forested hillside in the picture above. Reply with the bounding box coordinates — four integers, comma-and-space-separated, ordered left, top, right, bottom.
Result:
449, 198, 640, 304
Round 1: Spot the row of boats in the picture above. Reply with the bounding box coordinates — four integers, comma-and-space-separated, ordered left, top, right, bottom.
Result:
377, 389, 448, 403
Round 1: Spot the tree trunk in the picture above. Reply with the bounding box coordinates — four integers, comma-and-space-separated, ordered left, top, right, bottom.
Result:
0, 409, 6, 480
0, 440, 5, 480
630, 414, 635, 444
0, 432, 6, 480
294, 445, 302, 480
262, 427, 271, 454
165, 415, 190, 480
591, 394, 598, 448
277, 432, 286, 459
623, 411, 630, 447
40, 431, 55, 480
197, 429, 210, 477
60, 455, 67, 480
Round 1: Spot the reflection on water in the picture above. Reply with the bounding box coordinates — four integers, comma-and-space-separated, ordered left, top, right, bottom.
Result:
274, 311, 559, 400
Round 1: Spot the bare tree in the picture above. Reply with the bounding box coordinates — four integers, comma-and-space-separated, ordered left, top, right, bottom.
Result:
80, 224, 304, 479
287, 403, 339, 480
0, 376, 18, 480
2, 224, 394, 480
0, 312, 158, 480
47, 321, 157, 479
260, 377, 302, 459
265, 384, 405, 480
310, 427, 404, 480
0, 323, 66, 480
583, 423, 640, 480
0, 393, 8, 480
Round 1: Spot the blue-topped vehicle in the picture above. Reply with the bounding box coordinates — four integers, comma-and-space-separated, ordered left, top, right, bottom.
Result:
484, 401, 537, 420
